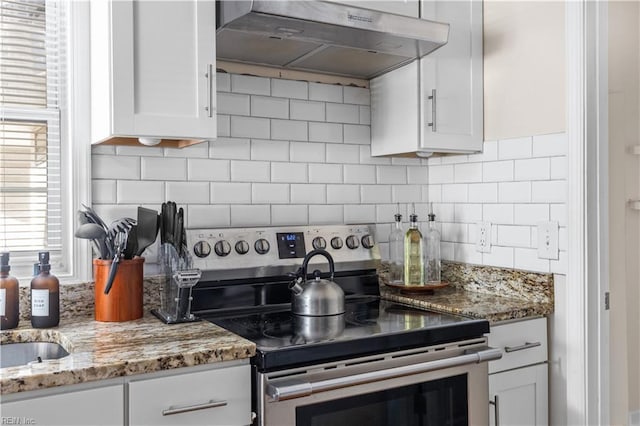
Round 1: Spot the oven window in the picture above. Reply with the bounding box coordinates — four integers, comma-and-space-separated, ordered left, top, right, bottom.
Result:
296, 374, 468, 426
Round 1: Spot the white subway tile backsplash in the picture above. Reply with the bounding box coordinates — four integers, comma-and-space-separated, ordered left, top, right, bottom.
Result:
217, 93, 250, 116
531, 180, 566, 203
91, 145, 116, 155
141, 157, 186, 181
498, 136, 532, 159
441, 241, 455, 262
309, 163, 343, 183
93, 155, 140, 180
231, 74, 270, 95
166, 182, 209, 204
115, 145, 163, 157
187, 205, 230, 228
252, 183, 289, 204
327, 184, 360, 204
271, 162, 308, 183
514, 248, 550, 272
309, 205, 344, 224
455, 163, 483, 183
343, 124, 370, 145
290, 142, 326, 163
514, 158, 550, 181
483, 204, 514, 224
164, 143, 210, 159
427, 185, 442, 203
343, 86, 370, 105
92, 180, 116, 204
482, 246, 514, 268
428, 165, 454, 184
442, 223, 468, 243
407, 166, 428, 184
251, 139, 289, 161
116, 181, 163, 204
360, 146, 391, 165
373, 223, 391, 244
344, 164, 376, 184
361, 185, 392, 204
454, 243, 483, 264
377, 166, 406, 184
454, 203, 482, 223
558, 226, 567, 251
272, 79, 308, 100
326, 144, 359, 164
359, 106, 371, 125
442, 184, 468, 203
326, 103, 360, 124
391, 157, 422, 166
550, 156, 567, 179
344, 205, 376, 224
550, 204, 567, 226
290, 100, 325, 122
271, 205, 308, 225
271, 119, 308, 141
216, 73, 231, 92
309, 82, 342, 103
498, 182, 531, 203
230, 116, 270, 139
440, 154, 468, 165
291, 184, 326, 204
216, 114, 230, 137
392, 185, 422, 203
468, 140, 498, 162
433, 203, 454, 222
468, 183, 498, 203
230, 205, 271, 226
230, 160, 270, 182
309, 122, 343, 143
482, 161, 513, 182
93, 205, 139, 225
550, 251, 567, 274
251, 96, 289, 119
514, 204, 549, 225
211, 182, 251, 204
210, 137, 251, 160
497, 225, 531, 248
376, 203, 408, 223
533, 133, 567, 157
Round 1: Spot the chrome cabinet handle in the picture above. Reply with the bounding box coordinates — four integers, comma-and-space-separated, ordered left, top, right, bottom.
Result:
205, 64, 213, 118
162, 399, 227, 416
267, 347, 503, 401
490, 395, 500, 426
428, 89, 436, 132
504, 341, 541, 353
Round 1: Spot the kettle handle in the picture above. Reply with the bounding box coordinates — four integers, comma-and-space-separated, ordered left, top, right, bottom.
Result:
301, 249, 335, 280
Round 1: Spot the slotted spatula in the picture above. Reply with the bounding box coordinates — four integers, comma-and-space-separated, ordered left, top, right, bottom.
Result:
136, 207, 160, 256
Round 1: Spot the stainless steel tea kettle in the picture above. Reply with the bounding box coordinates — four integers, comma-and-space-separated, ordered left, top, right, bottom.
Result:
289, 249, 345, 316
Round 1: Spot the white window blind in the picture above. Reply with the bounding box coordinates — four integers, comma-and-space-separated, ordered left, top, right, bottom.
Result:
0, 0, 65, 255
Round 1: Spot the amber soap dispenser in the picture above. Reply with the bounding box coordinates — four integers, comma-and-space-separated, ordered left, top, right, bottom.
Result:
0, 252, 20, 330
30, 251, 60, 328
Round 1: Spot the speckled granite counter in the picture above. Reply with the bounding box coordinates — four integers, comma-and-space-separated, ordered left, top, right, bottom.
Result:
0, 314, 256, 395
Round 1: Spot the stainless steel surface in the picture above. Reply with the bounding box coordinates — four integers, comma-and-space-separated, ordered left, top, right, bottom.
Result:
162, 400, 227, 416
0, 342, 70, 368
206, 63, 213, 118
289, 249, 345, 316
490, 395, 500, 426
216, 0, 450, 79
292, 314, 345, 343
504, 341, 542, 353
266, 346, 502, 401
428, 88, 437, 132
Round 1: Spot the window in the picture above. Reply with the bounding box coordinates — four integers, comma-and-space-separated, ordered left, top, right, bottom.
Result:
0, 0, 70, 277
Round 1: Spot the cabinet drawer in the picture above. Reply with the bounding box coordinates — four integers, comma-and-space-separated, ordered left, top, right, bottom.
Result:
129, 364, 251, 426
488, 317, 548, 374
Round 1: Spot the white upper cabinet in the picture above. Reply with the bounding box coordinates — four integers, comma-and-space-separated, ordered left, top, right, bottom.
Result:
90, 0, 217, 147
325, 0, 419, 18
371, 0, 483, 156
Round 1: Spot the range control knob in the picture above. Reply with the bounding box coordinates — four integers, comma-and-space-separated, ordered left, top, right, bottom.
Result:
235, 240, 250, 255
254, 238, 270, 255
312, 236, 327, 250
330, 237, 343, 250
346, 235, 360, 249
214, 240, 232, 257
193, 241, 211, 258
361, 234, 375, 249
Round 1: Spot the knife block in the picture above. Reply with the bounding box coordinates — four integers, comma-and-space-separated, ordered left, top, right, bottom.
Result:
94, 258, 144, 322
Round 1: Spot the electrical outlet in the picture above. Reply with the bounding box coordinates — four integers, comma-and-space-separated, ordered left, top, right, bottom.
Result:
476, 222, 491, 253
537, 221, 559, 259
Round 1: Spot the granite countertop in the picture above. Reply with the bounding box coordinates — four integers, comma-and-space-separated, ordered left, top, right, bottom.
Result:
0, 314, 256, 395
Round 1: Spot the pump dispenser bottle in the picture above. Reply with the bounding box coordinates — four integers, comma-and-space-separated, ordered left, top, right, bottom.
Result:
424, 206, 442, 284
1, 252, 20, 329
30, 252, 59, 328
404, 207, 424, 286
388, 207, 404, 284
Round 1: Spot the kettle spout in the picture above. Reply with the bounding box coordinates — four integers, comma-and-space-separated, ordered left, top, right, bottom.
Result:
289, 277, 304, 295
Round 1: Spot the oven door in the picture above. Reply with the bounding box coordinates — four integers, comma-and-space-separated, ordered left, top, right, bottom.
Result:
256, 340, 501, 426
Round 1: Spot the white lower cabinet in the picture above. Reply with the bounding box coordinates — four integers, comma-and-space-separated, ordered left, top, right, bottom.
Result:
1, 384, 124, 426
488, 317, 549, 426
129, 364, 251, 426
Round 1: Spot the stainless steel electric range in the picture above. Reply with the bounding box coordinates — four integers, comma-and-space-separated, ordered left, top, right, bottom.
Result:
186, 225, 501, 426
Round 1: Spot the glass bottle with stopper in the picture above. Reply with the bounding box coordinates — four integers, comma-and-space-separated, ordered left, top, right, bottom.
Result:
404, 204, 424, 286
388, 204, 404, 284
424, 204, 442, 284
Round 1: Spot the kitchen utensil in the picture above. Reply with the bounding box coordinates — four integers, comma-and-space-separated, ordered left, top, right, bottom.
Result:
103, 221, 134, 295
174, 208, 184, 257
160, 202, 167, 244
74, 223, 109, 259
164, 202, 176, 245
81, 204, 109, 233
289, 249, 344, 316
123, 225, 138, 260
135, 207, 160, 256
292, 313, 345, 344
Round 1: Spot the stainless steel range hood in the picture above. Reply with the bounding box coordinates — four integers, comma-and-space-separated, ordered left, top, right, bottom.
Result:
216, 1, 450, 79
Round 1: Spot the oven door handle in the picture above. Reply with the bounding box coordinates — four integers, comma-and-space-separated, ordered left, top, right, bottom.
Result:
266, 346, 503, 401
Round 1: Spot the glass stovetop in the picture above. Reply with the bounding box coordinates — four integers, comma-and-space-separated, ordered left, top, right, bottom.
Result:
202, 297, 489, 372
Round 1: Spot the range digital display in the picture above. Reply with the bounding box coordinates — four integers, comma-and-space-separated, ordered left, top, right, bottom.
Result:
276, 232, 306, 259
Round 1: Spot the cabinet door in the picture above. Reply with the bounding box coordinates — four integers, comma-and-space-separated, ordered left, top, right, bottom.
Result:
2, 385, 124, 426
325, 0, 419, 17
110, 0, 216, 140
489, 363, 549, 426
420, 0, 483, 153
